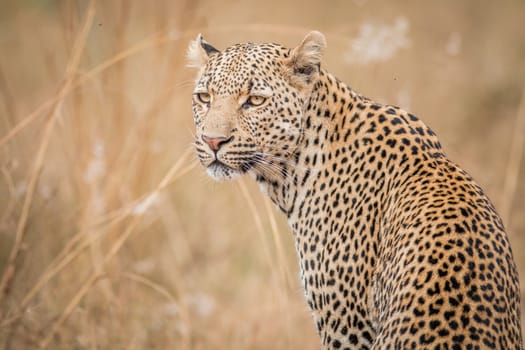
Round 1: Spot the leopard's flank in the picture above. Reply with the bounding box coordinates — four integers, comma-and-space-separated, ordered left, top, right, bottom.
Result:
188, 31, 523, 349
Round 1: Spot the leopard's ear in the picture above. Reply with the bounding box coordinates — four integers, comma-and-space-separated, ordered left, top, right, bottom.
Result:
288, 31, 326, 87
187, 34, 220, 69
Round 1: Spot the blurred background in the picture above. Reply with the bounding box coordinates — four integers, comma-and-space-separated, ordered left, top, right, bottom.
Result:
0, 0, 524, 348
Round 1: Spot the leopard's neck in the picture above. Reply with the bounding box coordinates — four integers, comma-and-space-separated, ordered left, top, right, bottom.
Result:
253, 70, 367, 218
253, 69, 443, 223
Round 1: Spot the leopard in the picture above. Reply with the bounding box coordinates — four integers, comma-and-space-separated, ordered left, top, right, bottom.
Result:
187, 31, 523, 349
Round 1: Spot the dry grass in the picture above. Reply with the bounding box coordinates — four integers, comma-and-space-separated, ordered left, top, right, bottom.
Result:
0, 1, 524, 349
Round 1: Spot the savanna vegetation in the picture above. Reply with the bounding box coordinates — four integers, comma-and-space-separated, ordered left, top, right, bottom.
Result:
0, 1, 524, 348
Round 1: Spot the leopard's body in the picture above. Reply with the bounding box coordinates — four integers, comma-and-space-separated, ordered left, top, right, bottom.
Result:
188, 31, 523, 349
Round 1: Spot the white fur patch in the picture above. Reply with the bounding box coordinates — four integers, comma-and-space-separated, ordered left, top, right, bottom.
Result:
206, 163, 241, 181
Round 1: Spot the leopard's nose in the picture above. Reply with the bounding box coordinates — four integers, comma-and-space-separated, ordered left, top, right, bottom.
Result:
201, 135, 233, 152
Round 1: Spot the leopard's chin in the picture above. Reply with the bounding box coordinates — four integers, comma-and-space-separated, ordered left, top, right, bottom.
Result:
206, 161, 242, 181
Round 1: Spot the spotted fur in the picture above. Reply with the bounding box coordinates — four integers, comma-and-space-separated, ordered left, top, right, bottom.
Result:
188, 31, 523, 349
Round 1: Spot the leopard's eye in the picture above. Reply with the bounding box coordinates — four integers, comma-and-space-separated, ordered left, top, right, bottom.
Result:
243, 95, 267, 109
196, 92, 211, 104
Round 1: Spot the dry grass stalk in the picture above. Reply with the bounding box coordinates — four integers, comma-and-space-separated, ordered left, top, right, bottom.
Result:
0, 166, 17, 225
19, 147, 193, 311
122, 271, 192, 347
0, 0, 96, 302
0, 66, 18, 128
236, 177, 295, 310
500, 89, 525, 226
262, 196, 294, 289
237, 179, 276, 276
35, 144, 194, 347
0, 30, 177, 149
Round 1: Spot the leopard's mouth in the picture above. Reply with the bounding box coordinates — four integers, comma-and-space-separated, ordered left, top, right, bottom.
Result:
206, 158, 257, 181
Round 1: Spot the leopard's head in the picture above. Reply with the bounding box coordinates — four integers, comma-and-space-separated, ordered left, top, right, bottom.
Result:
188, 31, 326, 181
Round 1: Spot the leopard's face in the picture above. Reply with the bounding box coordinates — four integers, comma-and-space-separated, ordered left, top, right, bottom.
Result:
189, 34, 325, 181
